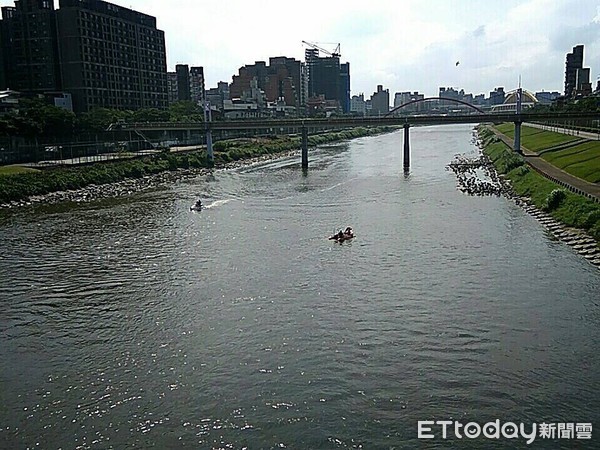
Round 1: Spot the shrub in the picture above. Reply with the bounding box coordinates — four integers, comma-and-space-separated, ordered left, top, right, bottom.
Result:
543, 189, 567, 211
512, 165, 530, 176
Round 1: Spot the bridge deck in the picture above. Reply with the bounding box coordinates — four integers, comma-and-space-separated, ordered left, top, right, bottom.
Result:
114, 112, 600, 132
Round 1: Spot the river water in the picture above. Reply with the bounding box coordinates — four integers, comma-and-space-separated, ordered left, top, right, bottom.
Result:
1, 125, 598, 449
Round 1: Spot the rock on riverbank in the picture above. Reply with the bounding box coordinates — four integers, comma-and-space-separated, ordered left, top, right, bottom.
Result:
447, 134, 599, 269
0, 149, 299, 209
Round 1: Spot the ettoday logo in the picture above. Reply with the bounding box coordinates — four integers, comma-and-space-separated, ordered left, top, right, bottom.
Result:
417, 420, 592, 444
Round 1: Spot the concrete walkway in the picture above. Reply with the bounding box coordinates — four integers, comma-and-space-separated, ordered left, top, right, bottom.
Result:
490, 128, 600, 202
524, 122, 600, 141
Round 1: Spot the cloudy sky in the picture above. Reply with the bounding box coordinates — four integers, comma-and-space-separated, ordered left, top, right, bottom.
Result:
3, 0, 599, 97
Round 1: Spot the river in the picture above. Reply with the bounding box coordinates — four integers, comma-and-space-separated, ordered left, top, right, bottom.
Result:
0, 125, 598, 449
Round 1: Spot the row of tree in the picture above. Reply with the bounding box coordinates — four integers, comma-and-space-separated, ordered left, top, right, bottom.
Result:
530, 96, 600, 113
0, 99, 205, 138
1, 95, 598, 139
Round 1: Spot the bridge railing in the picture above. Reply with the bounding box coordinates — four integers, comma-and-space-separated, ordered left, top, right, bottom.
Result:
108, 112, 600, 132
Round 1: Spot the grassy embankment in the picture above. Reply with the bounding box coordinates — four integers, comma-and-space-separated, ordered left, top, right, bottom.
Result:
0, 127, 392, 205
494, 123, 600, 183
479, 125, 600, 241
0, 165, 40, 176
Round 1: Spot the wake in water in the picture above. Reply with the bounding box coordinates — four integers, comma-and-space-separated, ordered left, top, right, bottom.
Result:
199, 199, 233, 209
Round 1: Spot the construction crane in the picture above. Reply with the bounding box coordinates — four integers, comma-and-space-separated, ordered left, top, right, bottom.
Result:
302, 41, 341, 58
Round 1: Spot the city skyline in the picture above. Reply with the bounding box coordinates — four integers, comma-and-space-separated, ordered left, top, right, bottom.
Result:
1, 0, 596, 97
0, 0, 599, 99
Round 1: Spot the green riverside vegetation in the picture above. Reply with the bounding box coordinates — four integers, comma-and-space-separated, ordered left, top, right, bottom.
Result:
495, 123, 600, 183
0, 127, 393, 205
479, 126, 600, 241
0, 165, 40, 176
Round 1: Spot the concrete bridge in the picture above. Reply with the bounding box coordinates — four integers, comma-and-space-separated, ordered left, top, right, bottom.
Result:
114, 109, 600, 170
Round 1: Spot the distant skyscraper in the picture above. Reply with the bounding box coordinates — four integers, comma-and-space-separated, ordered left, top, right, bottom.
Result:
350, 93, 365, 115
167, 72, 178, 104
339, 62, 350, 113
489, 87, 506, 106
167, 65, 205, 105
564, 45, 584, 98
229, 57, 302, 110
175, 64, 191, 101
189, 66, 205, 105
304, 47, 350, 113
575, 67, 592, 97
370, 85, 389, 115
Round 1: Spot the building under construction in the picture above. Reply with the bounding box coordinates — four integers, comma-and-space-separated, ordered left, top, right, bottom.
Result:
303, 42, 350, 114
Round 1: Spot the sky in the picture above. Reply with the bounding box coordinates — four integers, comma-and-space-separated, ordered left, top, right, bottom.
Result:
3, 0, 600, 98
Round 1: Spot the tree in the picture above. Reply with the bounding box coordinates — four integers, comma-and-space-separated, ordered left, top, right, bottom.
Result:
168, 101, 204, 122
77, 108, 132, 133
132, 108, 170, 122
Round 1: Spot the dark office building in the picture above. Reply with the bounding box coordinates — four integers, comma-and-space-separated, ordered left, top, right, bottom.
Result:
0, 0, 61, 92
168, 64, 205, 105
339, 62, 350, 113
370, 84, 389, 115
305, 48, 350, 113
564, 45, 584, 98
175, 64, 190, 101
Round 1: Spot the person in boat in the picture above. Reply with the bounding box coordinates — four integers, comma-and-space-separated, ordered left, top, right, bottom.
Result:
191, 199, 202, 210
344, 226, 354, 237
337, 230, 345, 240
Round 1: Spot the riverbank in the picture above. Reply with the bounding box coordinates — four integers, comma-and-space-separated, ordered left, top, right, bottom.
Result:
476, 125, 600, 266
0, 127, 394, 209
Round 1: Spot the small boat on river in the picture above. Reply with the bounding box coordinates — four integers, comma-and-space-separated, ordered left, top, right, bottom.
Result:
329, 227, 355, 243
190, 200, 202, 211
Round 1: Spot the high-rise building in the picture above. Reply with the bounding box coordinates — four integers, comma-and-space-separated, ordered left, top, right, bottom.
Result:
189, 66, 205, 105
350, 93, 365, 116
56, 0, 167, 112
489, 87, 506, 106
394, 92, 411, 108
370, 85, 389, 115
167, 72, 178, 104
0, 0, 61, 93
167, 65, 204, 105
0, 0, 168, 112
304, 48, 350, 113
564, 45, 584, 98
175, 64, 190, 101
229, 57, 302, 111
393, 91, 425, 112
575, 67, 592, 97
338, 62, 350, 113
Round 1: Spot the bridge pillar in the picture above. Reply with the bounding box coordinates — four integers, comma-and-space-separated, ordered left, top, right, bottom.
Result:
206, 128, 214, 163
204, 101, 214, 164
403, 124, 410, 170
513, 87, 523, 154
514, 121, 522, 154
301, 127, 308, 169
